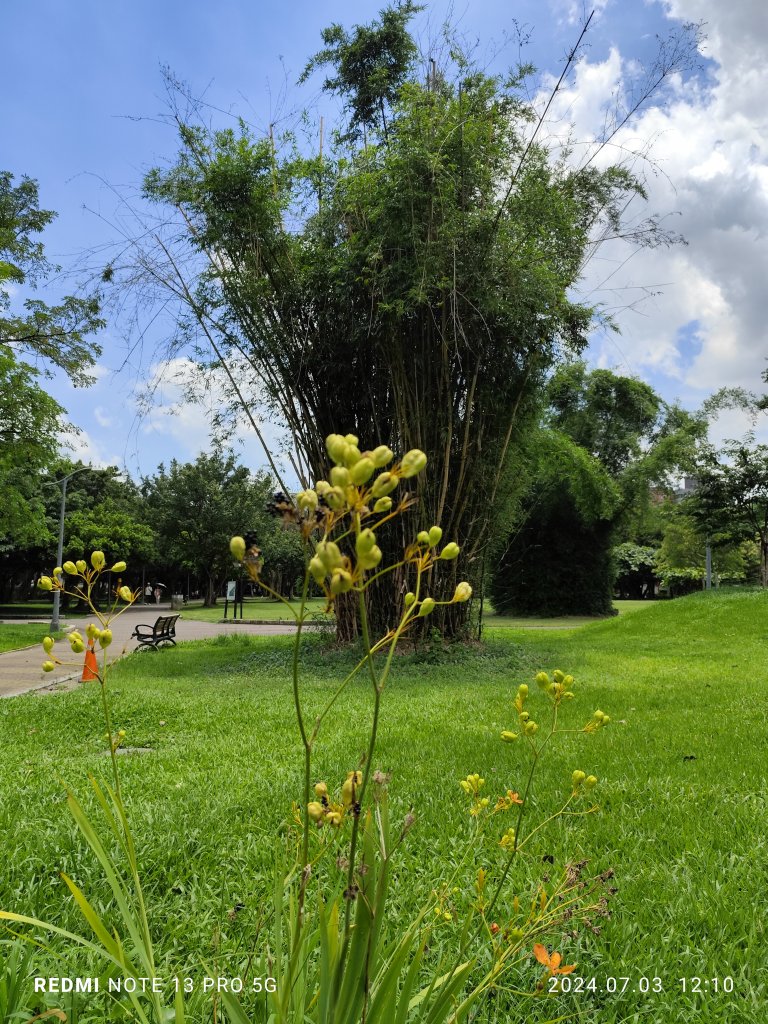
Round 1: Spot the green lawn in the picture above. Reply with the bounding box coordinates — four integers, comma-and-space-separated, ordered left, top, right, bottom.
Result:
181, 596, 331, 622
0, 623, 60, 653
1, 590, 765, 1021
483, 598, 652, 629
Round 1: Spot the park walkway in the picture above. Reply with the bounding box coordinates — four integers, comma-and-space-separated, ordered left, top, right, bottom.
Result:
0, 604, 298, 698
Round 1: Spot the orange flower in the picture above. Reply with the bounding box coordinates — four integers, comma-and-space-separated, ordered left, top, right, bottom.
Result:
533, 944, 576, 976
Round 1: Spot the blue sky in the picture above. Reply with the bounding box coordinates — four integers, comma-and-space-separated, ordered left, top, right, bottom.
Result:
3, 0, 767, 480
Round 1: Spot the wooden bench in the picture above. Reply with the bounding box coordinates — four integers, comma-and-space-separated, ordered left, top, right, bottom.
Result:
131, 614, 180, 650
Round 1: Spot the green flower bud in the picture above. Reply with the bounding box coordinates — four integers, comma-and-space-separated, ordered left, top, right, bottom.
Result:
404, 592, 416, 607
91, 551, 106, 571
315, 480, 331, 497
417, 530, 430, 544
518, 684, 529, 698
118, 586, 133, 602
330, 569, 353, 595
71, 639, 85, 654
309, 556, 326, 584
572, 770, 587, 789
42, 636, 54, 653
330, 466, 351, 488
500, 730, 518, 742
356, 529, 377, 554
553, 670, 566, 684
98, 629, 112, 648
439, 542, 460, 561
358, 545, 382, 570
42, 660, 56, 673
399, 449, 427, 478
453, 582, 472, 602
535, 671, 550, 689
38, 576, 53, 591
344, 433, 359, 447
307, 801, 324, 823
297, 490, 319, 512
371, 472, 399, 498
230, 536, 246, 561
53, 566, 63, 577
110, 561, 127, 573
373, 496, 393, 513
63, 561, 77, 575
418, 597, 436, 617
86, 623, 100, 641
75, 560, 87, 574
584, 775, 598, 790
428, 526, 443, 547
370, 445, 393, 468
523, 720, 538, 736
317, 541, 343, 571
349, 457, 375, 485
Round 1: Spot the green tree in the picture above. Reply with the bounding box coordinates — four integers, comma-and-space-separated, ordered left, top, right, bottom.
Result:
490, 363, 704, 615
112, 9, 698, 638
1, 172, 103, 379
145, 452, 275, 605
685, 437, 768, 587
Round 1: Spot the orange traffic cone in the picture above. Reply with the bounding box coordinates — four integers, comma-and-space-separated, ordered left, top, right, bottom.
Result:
81, 638, 99, 681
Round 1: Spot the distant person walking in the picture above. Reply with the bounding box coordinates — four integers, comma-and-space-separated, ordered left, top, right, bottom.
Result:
153, 586, 162, 605
144, 583, 153, 604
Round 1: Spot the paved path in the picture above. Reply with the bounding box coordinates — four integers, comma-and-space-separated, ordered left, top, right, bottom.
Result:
0, 604, 298, 699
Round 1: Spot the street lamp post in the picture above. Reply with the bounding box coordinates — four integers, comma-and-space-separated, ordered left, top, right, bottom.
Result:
48, 467, 88, 633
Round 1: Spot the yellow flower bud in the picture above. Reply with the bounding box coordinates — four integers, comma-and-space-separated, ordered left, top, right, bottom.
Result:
307, 801, 325, 822
110, 561, 127, 573
330, 569, 353, 595
344, 433, 359, 447
418, 597, 436, 617
553, 670, 566, 684
585, 775, 598, 790
404, 592, 416, 607
75, 560, 87, 574
118, 586, 133, 602
370, 472, 399, 498
43, 636, 54, 653
42, 660, 56, 673
315, 479, 331, 497
330, 465, 351, 488
317, 541, 343, 571
399, 449, 427, 478
349, 457, 375, 485
98, 629, 112, 648
356, 528, 376, 554
373, 496, 392, 513
91, 551, 106, 571
428, 526, 443, 547
229, 537, 246, 561
500, 730, 518, 742
417, 530, 430, 544
453, 582, 472, 602
53, 566, 63, 577
71, 639, 85, 654
370, 445, 393, 468
297, 489, 319, 513
314, 781, 328, 799
439, 542, 460, 561
324, 486, 346, 510
86, 623, 100, 641
118, 729, 126, 738
518, 683, 528, 698
572, 770, 587, 789
535, 671, 550, 689
342, 445, 362, 468
326, 433, 348, 465
38, 576, 53, 591
524, 720, 538, 736
63, 561, 77, 575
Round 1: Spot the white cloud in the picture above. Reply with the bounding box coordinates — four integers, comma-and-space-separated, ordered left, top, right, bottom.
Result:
534, 0, 768, 423
60, 425, 122, 469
